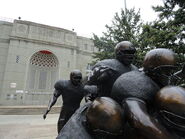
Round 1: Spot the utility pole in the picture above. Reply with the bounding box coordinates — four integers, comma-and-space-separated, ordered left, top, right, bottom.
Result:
124, 0, 127, 13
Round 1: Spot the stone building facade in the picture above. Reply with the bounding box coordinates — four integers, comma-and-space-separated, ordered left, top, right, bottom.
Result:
0, 20, 97, 106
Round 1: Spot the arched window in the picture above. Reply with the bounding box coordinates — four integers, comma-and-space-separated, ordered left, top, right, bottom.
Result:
27, 50, 59, 91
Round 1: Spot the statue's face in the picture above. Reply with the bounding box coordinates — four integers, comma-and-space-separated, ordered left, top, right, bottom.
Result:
116, 48, 135, 65
115, 42, 136, 65
156, 86, 185, 132
70, 71, 82, 86
149, 65, 176, 87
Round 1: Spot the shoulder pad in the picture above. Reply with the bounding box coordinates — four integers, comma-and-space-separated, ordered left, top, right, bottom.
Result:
54, 80, 67, 90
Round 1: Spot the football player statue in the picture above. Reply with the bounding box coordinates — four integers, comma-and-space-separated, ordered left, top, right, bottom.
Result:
43, 70, 85, 134
87, 41, 138, 98
57, 48, 184, 139
111, 48, 183, 139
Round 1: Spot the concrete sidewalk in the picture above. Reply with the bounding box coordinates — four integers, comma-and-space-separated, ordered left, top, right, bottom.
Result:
0, 106, 61, 115
0, 114, 58, 139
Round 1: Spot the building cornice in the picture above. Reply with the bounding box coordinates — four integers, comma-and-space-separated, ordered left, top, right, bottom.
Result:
14, 20, 76, 35
9, 35, 77, 49
9, 36, 94, 55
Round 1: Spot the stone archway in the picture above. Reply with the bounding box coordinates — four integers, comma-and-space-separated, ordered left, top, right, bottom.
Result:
25, 50, 59, 105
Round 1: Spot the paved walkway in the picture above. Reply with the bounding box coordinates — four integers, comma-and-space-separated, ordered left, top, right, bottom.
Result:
0, 114, 58, 139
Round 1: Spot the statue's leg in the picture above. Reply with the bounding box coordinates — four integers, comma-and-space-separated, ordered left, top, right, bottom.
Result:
57, 108, 76, 133
57, 107, 66, 134
57, 118, 66, 133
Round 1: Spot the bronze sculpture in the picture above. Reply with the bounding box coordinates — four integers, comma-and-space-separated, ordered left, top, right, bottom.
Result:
87, 41, 138, 99
85, 97, 124, 138
155, 86, 185, 138
43, 70, 85, 133
57, 97, 124, 139
56, 48, 185, 139
111, 48, 184, 139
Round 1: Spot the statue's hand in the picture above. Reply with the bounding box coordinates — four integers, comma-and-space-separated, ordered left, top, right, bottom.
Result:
92, 66, 112, 82
85, 93, 97, 102
43, 113, 47, 119
85, 96, 90, 102
96, 66, 110, 76
43, 109, 50, 119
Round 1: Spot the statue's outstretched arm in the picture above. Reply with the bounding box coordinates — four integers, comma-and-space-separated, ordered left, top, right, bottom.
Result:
123, 98, 173, 139
43, 90, 60, 119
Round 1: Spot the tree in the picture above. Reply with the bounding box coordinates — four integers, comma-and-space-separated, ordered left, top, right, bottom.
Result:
140, 0, 185, 66
92, 8, 143, 67
92, 1, 185, 69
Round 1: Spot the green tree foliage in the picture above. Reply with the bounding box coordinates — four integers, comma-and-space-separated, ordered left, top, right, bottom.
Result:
92, 8, 143, 66
92, 1, 185, 69
140, 0, 185, 67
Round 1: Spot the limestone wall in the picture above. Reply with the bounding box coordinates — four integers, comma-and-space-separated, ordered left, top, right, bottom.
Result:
0, 20, 97, 106
0, 21, 12, 103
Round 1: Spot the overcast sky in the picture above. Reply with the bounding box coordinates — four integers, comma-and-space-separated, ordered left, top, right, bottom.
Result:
0, 0, 164, 38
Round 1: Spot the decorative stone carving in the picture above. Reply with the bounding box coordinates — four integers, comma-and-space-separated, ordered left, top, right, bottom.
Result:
17, 24, 28, 34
